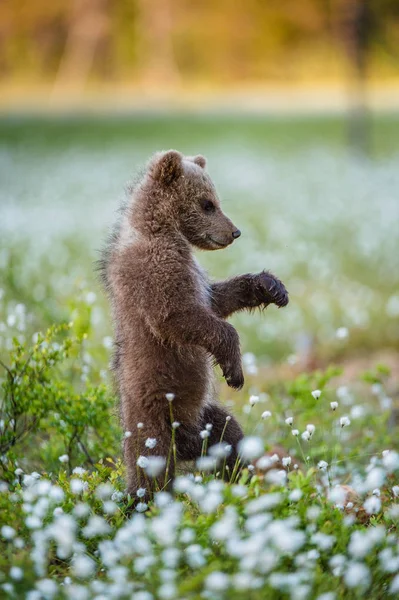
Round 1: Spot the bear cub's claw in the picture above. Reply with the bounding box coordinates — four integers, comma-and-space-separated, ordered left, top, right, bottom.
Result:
257, 271, 289, 308
223, 364, 245, 390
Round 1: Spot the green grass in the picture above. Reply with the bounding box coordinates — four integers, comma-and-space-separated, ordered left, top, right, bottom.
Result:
0, 113, 399, 599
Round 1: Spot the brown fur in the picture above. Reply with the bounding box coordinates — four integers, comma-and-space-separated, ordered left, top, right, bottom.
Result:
100, 150, 288, 499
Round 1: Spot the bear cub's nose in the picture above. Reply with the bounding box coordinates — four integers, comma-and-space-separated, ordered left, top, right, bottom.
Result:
232, 229, 241, 239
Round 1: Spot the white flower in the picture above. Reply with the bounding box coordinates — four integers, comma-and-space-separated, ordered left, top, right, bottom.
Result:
205, 423, 213, 431
82, 516, 111, 538
292, 429, 299, 437
336, 327, 349, 339
392, 485, 399, 498
318, 460, 328, 471
372, 488, 380, 497
301, 431, 311, 441
282, 457, 291, 467
390, 574, 399, 595
311, 389, 321, 399
137, 456, 149, 469
363, 496, 381, 515
137, 422, 144, 429
70, 479, 88, 494
85, 291, 96, 305
285, 417, 293, 426
225, 416, 231, 422
36, 579, 58, 598
145, 438, 157, 449
340, 416, 351, 428
145, 456, 166, 477
238, 436, 264, 460
1, 526, 16, 540
95, 483, 114, 500
382, 450, 399, 472
172, 421, 180, 429
136, 502, 148, 513
289, 488, 303, 502
137, 487, 146, 498
165, 393, 175, 402
72, 554, 96, 579
209, 442, 232, 459
344, 562, 370, 589
262, 411, 272, 419
306, 424, 315, 436
58, 454, 69, 464
72, 467, 86, 476
205, 571, 229, 592
124, 431, 132, 438
249, 395, 260, 406
330, 401, 338, 411
196, 456, 217, 472
200, 430, 210, 439
10, 566, 23, 581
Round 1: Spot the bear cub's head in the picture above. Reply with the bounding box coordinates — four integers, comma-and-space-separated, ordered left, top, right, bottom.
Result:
148, 150, 241, 251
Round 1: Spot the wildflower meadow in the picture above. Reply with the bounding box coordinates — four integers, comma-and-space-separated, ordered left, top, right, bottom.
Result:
1, 115, 399, 599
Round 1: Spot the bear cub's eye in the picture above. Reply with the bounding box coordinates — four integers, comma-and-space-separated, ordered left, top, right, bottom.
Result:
201, 199, 215, 213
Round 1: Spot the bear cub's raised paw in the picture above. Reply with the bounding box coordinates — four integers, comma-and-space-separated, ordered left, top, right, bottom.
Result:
256, 271, 289, 308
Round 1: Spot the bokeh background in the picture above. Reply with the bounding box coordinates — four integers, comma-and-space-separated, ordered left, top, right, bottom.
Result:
1, 0, 399, 371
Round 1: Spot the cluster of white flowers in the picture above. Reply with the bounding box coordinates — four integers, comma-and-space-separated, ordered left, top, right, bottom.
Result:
0, 435, 398, 600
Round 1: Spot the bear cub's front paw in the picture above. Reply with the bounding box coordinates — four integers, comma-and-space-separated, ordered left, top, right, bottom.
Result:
222, 360, 244, 390
256, 271, 289, 308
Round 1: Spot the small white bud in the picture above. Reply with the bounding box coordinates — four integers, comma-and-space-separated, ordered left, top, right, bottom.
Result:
145, 438, 157, 449
330, 401, 338, 411
166, 393, 175, 402
311, 389, 321, 400
306, 424, 315, 436
292, 429, 299, 437
340, 416, 351, 428
282, 457, 291, 467
249, 395, 260, 406
285, 417, 293, 426
124, 431, 132, 438
301, 431, 311, 441
172, 421, 180, 429
262, 411, 272, 419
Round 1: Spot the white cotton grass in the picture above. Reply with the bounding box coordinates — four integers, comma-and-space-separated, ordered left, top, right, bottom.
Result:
340, 416, 351, 428
330, 401, 338, 411
336, 327, 349, 339
249, 395, 260, 407
238, 436, 264, 460
262, 410, 272, 419
311, 389, 321, 399
285, 417, 293, 426
306, 424, 315, 437
145, 438, 157, 449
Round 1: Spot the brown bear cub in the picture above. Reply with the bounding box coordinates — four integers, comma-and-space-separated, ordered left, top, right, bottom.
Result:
101, 150, 288, 500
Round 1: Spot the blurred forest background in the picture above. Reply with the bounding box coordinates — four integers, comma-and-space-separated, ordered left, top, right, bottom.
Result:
0, 0, 398, 105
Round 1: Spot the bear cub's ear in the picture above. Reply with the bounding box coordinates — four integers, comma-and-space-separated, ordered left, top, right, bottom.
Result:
190, 155, 206, 169
150, 150, 183, 185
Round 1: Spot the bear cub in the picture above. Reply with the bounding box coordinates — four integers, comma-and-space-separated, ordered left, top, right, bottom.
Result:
101, 150, 288, 500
